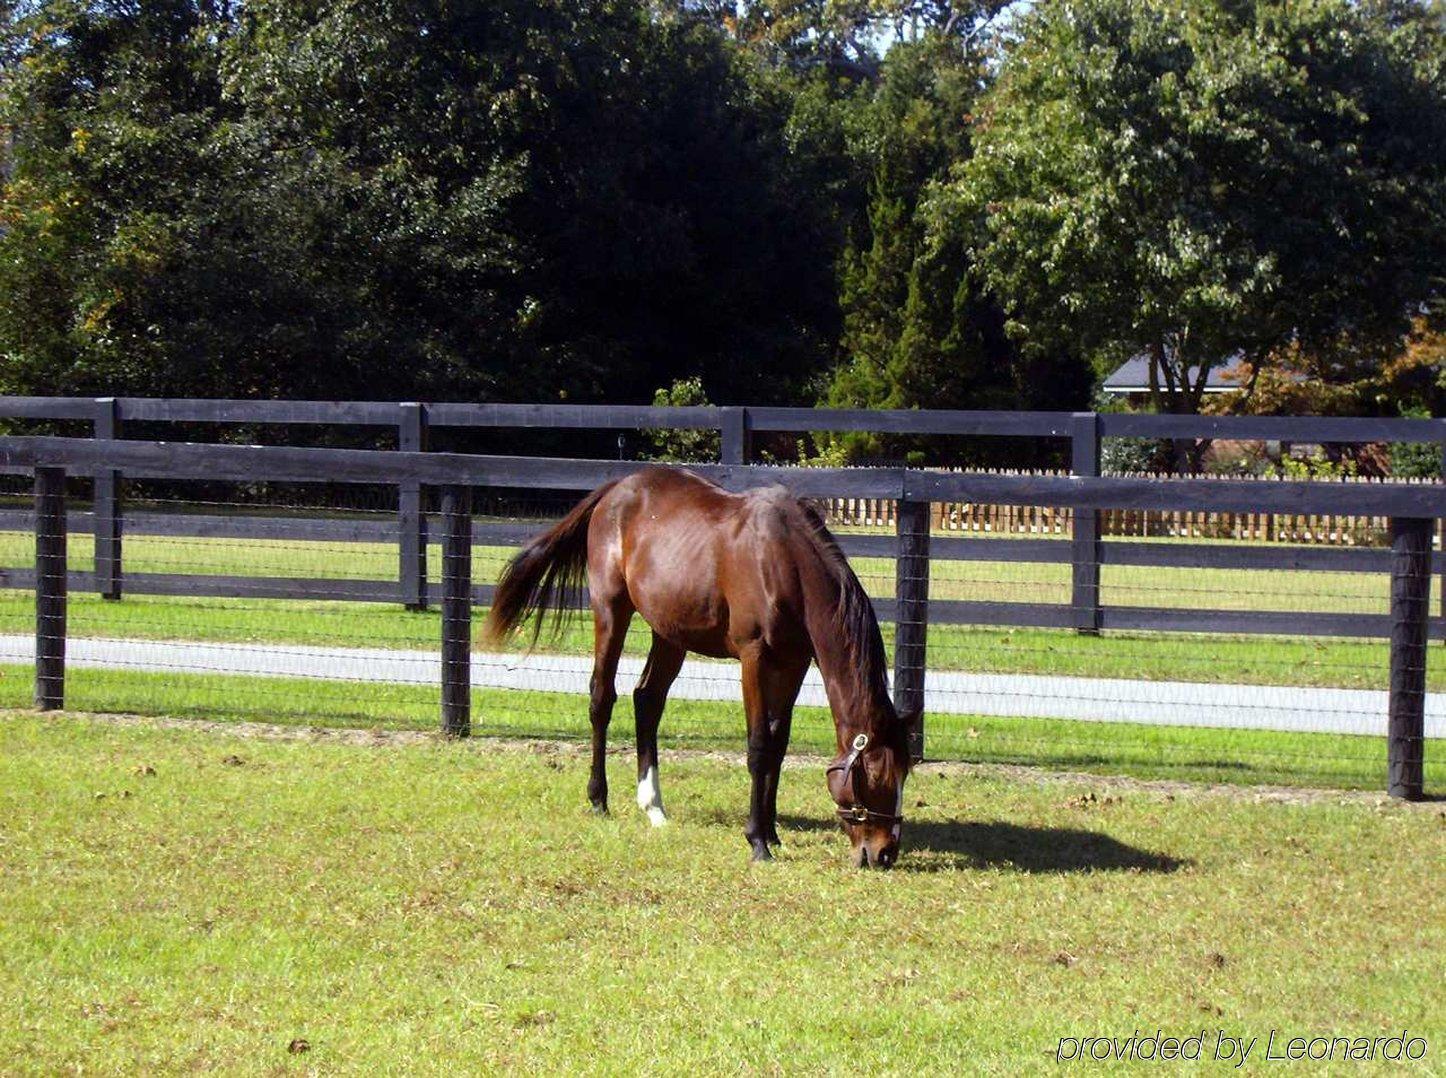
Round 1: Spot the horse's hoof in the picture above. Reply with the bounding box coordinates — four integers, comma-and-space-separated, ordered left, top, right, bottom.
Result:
590, 802, 609, 816
766, 831, 783, 847
645, 807, 668, 827
750, 842, 774, 862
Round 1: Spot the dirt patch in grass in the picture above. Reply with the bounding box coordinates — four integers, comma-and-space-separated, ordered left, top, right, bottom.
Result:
11, 706, 1439, 812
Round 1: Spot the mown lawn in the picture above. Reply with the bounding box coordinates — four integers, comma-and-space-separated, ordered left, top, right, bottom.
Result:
1, 714, 1440, 1074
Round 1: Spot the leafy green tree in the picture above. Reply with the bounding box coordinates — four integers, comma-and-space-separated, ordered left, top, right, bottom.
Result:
644, 376, 721, 461
834, 37, 976, 407
821, 27, 1093, 465
942, 0, 1446, 419
0, 0, 845, 405
702, 1, 1014, 78
0, 1, 238, 396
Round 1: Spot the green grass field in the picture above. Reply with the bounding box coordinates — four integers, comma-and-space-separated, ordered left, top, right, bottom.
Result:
2, 714, 1441, 1073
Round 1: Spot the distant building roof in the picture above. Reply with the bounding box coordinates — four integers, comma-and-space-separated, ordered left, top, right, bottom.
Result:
1103, 351, 1250, 395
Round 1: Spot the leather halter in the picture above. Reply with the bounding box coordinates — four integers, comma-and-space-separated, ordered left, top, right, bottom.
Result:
826, 733, 905, 827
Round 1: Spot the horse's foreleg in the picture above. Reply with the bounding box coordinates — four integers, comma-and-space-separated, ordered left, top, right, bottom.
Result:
740, 653, 772, 861
760, 658, 807, 848
761, 714, 792, 847
633, 633, 685, 827
741, 651, 805, 861
587, 597, 632, 815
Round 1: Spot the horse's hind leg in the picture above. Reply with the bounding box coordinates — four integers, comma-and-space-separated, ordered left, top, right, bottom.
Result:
633, 633, 685, 827
587, 594, 632, 815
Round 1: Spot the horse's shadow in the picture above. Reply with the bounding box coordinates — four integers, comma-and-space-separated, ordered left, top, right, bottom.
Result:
770, 814, 1188, 874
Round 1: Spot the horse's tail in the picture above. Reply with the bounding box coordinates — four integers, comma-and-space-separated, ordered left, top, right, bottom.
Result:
482, 481, 619, 646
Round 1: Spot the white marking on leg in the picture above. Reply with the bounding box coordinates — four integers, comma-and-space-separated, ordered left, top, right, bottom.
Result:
637, 765, 667, 826
891, 780, 905, 843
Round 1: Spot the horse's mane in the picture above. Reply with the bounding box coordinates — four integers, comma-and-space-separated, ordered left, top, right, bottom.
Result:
793, 500, 903, 750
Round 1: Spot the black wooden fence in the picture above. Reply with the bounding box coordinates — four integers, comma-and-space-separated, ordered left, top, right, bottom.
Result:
3, 397, 1444, 629
0, 429, 1440, 799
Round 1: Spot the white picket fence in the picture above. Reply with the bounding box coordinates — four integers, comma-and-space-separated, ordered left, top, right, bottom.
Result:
823, 472, 1442, 545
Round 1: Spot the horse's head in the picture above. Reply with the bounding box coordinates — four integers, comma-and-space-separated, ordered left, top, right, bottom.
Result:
826, 709, 917, 868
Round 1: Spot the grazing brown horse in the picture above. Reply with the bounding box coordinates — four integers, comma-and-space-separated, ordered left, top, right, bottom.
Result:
484, 466, 916, 867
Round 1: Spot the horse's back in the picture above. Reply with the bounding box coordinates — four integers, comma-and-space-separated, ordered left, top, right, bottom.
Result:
591, 468, 809, 658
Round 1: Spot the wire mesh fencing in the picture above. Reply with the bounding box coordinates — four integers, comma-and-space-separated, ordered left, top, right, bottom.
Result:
916, 548, 1414, 788
0, 473, 1439, 794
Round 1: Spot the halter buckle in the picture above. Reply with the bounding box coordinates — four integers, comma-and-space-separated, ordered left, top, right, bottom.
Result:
845, 804, 870, 823
851, 733, 869, 751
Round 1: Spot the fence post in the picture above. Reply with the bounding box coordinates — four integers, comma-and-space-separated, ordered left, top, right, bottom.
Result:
440, 484, 472, 738
1438, 436, 1446, 632
1071, 412, 1102, 634
399, 402, 428, 610
34, 466, 67, 710
93, 397, 122, 600
721, 407, 752, 465
894, 496, 930, 761
1388, 517, 1431, 800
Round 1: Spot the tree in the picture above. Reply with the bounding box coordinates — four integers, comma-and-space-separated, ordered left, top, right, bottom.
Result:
705, 1, 1015, 79
821, 26, 1092, 465
0, 1, 239, 396
644, 376, 721, 461
942, 0, 1446, 422
0, 1, 845, 406
834, 36, 978, 408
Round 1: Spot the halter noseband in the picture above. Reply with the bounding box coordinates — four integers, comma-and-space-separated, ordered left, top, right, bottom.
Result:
826, 733, 905, 827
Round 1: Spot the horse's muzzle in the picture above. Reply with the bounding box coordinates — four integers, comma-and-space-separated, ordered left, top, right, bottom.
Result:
854, 842, 899, 870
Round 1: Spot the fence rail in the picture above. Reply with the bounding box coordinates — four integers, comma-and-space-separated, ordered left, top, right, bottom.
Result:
0, 430, 1437, 800
5, 396, 1444, 613
4, 395, 1444, 441
0, 433, 1441, 638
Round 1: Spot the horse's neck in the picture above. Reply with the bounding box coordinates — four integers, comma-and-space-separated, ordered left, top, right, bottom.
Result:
805, 618, 853, 718
800, 567, 887, 742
